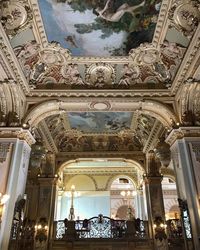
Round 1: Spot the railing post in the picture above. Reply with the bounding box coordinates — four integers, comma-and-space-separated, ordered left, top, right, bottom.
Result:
126, 220, 135, 238
65, 220, 76, 240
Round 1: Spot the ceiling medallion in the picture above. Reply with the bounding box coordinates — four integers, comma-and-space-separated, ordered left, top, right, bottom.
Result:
169, 0, 200, 37
90, 101, 111, 111
85, 63, 116, 88
1, 1, 32, 37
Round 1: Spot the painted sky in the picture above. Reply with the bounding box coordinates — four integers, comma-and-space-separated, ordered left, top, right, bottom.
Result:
68, 112, 132, 133
39, 0, 159, 56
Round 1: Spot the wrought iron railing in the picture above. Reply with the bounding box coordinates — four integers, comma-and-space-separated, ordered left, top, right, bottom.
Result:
167, 219, 183, 239
54, 215, 148, 240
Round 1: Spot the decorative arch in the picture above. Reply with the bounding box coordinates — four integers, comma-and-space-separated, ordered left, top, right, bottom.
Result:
24, 99, 178, 128
106, 174, 138, 191
64, 174, 96, 191
161, 167, 176, 182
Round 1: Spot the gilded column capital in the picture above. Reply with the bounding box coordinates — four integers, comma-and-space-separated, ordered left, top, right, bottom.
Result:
0, 127, 35, 146
165, 127, 200, 146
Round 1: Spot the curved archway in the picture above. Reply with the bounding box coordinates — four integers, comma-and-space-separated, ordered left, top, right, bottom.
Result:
24, 99, 178, 127
64, 175, 96, 191
58, 158, 145, 175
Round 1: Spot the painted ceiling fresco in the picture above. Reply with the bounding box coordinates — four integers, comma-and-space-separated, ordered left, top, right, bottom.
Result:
38, 0, 161, 56
68, 112, 132, 133
42, 112, 157, 152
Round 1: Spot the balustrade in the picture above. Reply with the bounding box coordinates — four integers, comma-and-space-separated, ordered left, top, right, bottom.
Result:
54, 215, 148, 240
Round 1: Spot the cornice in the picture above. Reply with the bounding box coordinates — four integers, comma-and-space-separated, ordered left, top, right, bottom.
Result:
38, 120, 58, 153
0, 24, 30, 94
0, 127, 35, 146
30, 0, 48, 47
152, 0, 172, 47
57, 151, 145, 162
63, 168, 138, 175
165, 126, 200, 146
171, 24, 200, 95
26, 89, 173, 98
143, 120, 164, 153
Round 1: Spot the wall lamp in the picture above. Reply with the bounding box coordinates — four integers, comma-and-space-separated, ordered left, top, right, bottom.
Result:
0, 192, 10, 223
35, 217, 48, 242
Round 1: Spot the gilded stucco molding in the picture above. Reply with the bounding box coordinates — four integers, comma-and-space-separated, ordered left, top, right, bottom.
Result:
26, 89, 173, 98
168, 0, 200, 38
0, 128, 35, 146
143, 120, 163, 153
24, 99, 178, 128
0, 24, 30, 93
38, 120, 58, 153
0, 54, 13, 80
165, 127, 200, 146
179, 82, 200, 125
171, 24, 200, 94
1, 0, 33, 38
152, 0, 173, 46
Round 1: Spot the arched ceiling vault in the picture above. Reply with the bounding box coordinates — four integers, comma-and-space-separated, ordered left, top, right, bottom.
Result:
0, 0, 200, 164
24, 99, 178, 127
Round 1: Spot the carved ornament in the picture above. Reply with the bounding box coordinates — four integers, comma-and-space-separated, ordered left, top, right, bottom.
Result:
169, 0, 200, 38
0, 128, 35, 146
1, 0, 33, 38
166, 127, 200, 146
85, 63, 116, 88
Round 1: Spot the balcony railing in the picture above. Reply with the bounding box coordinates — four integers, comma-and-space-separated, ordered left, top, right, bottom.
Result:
54, 215, 149, 240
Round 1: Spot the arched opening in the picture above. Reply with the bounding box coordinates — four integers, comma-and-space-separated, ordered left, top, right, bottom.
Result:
110, 176, 136, 220
55, 158, 144, 221
161, 176, 180, 220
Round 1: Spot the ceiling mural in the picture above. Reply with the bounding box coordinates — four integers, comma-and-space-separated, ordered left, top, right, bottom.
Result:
68, 112, 132, 133
38, 0, 161, 56
40, 111, 157, 152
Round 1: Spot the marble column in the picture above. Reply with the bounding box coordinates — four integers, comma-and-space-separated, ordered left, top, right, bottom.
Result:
144, 150, 168, 249
166, 127, 200, 250
0, 128, 35, 250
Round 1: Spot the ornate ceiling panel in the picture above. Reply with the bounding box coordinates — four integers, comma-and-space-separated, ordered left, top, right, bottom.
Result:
38, 111, 158, 153
38, 0, 160, 57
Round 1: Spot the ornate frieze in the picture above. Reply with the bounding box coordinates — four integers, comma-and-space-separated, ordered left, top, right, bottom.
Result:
0, 142, 12, 163
13, 39, 185, 89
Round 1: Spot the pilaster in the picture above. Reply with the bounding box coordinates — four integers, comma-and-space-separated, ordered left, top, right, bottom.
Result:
0, 128, 35, 250
35, 176, 58, 250
144, 150, 167, 250
166, 127, 200, 250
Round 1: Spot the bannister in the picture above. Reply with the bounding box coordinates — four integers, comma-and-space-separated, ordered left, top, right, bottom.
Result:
54, 214, 149, 240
